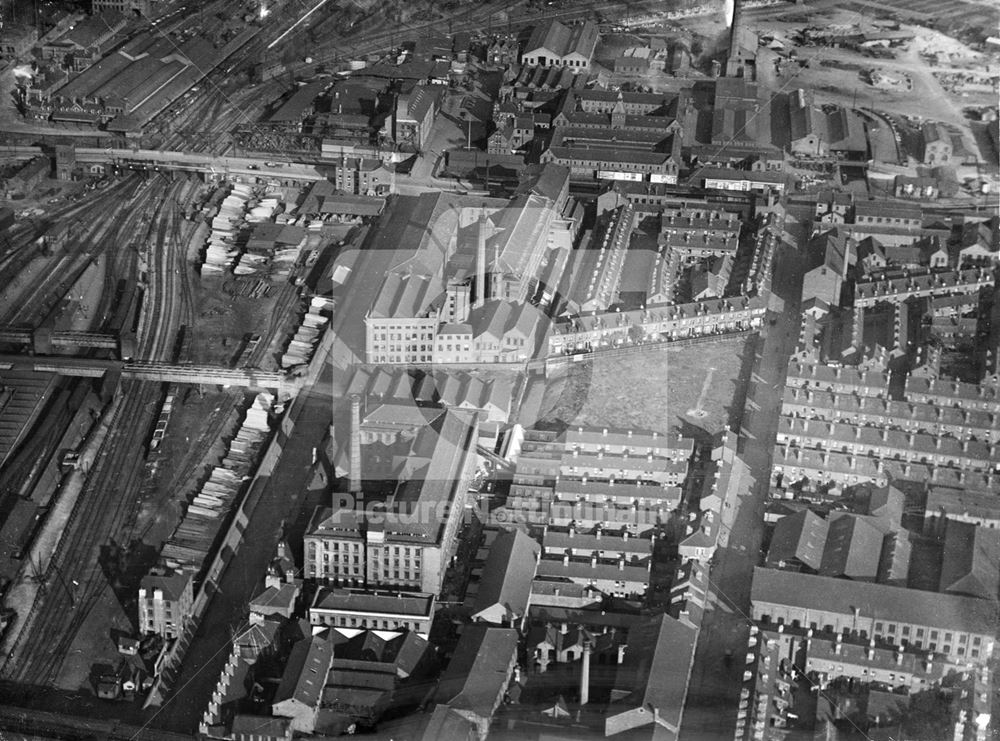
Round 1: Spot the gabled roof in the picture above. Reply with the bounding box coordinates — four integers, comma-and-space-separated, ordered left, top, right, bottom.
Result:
524, 19, 599, 61
273, 633, 335, 710
605, 614, 697, 739
751, 567, 999, 635
807, 228, 851, 276
473, 529, 540, 621
414, 705, 478, 741
434, 625, 518, 718
766, 509, 828, 570
819, 514, 884, 580
939, 520, 1000, 601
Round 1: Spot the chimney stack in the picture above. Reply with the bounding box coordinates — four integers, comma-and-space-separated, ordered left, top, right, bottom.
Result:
580, 640, 592, 705
349, 395, 362, 495
475, 211, 488, 309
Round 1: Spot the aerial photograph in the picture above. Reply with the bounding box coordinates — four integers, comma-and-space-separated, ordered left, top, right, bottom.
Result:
0, 0, 997, 739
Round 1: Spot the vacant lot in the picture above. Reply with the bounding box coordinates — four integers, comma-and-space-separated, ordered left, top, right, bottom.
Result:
535, 337, 750, 440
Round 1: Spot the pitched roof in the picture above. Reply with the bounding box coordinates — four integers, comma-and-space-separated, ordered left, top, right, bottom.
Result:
414, 705, 478, 741
273, 633, 335, 709
474, 529, 540, 621
606, 614, 697, 739
140, 569, 191, 602
807, 228, 851, 275
766, 509, 828, 570
939, 520, 1000, 601
751, 567, 999, 635
524, 19, 599, 60
434, 625, 518, 717
818, 514, 884, 580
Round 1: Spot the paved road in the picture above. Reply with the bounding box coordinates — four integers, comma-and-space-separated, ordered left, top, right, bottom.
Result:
146, 192, 429, 732
149, 362, 336, 735
680, 217, 806, 740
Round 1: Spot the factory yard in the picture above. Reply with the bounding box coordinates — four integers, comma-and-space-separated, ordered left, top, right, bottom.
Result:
537, 336, 750, 440
747, 5, 996, 138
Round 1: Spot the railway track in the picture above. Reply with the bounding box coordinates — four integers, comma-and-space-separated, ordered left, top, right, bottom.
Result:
1, 378, 159, 687
1, 177, 161, 329
0, 175, 193, 687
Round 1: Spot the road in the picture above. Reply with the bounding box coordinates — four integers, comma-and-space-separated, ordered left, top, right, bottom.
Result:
680, 219, 806, 740
145, 192, 425, 732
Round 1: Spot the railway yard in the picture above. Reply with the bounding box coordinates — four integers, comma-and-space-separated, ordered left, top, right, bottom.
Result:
0, 161, 321, 708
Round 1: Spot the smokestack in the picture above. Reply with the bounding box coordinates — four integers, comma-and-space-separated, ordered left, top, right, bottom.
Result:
349, 395, 362, 495
580, 640, 592, 705
475, 210, 488, 309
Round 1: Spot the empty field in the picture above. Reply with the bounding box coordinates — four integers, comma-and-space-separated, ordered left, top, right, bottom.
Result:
535, 337, 750, 440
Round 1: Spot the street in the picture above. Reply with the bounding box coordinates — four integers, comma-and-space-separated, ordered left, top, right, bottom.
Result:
680, 220, 806, 740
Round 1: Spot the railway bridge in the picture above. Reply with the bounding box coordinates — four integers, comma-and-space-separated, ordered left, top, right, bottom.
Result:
0, 354, 300, 397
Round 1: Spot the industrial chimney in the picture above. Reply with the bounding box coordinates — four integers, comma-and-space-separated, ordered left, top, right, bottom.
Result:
349, 395, 362, 496
475, 210, 488, 309
580, 639, 592, 705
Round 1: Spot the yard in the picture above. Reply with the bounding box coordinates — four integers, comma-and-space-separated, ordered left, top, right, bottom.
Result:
534, 337, 751, 441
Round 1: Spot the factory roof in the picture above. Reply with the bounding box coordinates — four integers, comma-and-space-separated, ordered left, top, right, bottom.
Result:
939, 520, 1000, 601
473, 529, 540, 621
751, 567, 999, 635
273, 633, 335, 710
766, 509, 828, 570
926, 487, 1000, 523
524, 19, 599, 61
605, 614, 697, 739
434, 625, 518, 716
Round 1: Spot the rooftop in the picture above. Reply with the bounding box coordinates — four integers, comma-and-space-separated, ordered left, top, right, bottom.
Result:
434, 625, 518, 717
473, 529, 540, 620
311, 588, 436, 617
605, 614, 697, 739
751, 567, 999, 635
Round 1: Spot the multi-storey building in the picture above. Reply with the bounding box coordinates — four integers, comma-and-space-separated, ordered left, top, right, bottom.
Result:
541, 125, 681, 183
504, 427, 691, 531
308, 588, 436, 635
365, 170, 577, 364
776, 418, 1000, 473
740, 626, 993, 741
387, 84, 443, 152
660, 207, 741, 262
138, 568, 193, 639
781, 386, 1000, 443
785, 360, 888, 397
304, 409, 478, 595
854, 267, 994, 308
904, 375, 1000, 411
323, 156, 395, 195
547, 295, 766, 355
750, 567, 997, 665
535, 551, 650, 598
772, 445, 998, 490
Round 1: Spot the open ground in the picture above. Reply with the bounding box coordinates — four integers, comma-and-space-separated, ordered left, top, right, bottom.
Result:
535, 337, 750, 441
